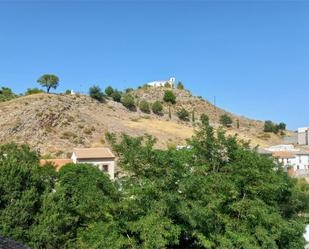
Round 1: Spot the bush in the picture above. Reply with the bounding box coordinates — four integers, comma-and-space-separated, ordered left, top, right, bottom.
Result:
278, 122, 286, 130
219, 114, 233, 127
200, 114, 209, 124
264, 120, 286, 133
111, 91, 122, 102
164, 82, 172, 88
177, 108, 189, 121
152, 101, 163, 115
177, 81, 184, 90
105, 86, 114, 96
25, 88, 45, 95
89, 86, 105, 102
121, 93, 135, 110
163, 90, 176, 104
65, 89, 71, 95
139, 100, 150, 113
125, 88, 134, 93
0, 87, 16, 102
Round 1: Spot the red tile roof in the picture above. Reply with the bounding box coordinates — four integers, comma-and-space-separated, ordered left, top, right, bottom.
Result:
40, 159, 73, 171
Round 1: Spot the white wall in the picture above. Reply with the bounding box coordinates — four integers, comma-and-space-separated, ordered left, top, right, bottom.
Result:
71, 153, 115, 180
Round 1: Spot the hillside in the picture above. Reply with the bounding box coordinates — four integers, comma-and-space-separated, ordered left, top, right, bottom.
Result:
0, 88, 287, 157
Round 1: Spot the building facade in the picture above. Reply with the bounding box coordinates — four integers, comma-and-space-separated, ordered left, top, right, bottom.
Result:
147, 77, 176, 88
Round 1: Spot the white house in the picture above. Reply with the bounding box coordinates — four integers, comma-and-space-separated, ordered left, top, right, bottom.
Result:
71, 147, 115, 180
298, 127, 309, 145
261, 144, 309, 176
147, 77, 176, 88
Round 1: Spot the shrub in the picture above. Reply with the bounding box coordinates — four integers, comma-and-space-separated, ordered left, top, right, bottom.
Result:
264, 121, 286, 133
152, 101, 163, 115
125, 88, 134, 93
177, 108, 189, 121
163, 90, 176, 104
278, 122, 286, 130
105, 86, 114, 96
139, 100, 150, 113
121, 93, 135, 110
111, 91, 122, 102
200, 114, 209, 124
25, 88, 45, 95
219, 114, 233, 127
89, 86, 105, 102
164, 82, 172, 88
0, 87, 16, 102
65, 89, 71, 95
177, 81, 184, 90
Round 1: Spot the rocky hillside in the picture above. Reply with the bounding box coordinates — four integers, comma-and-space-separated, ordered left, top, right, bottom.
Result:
0, 88, 287, 157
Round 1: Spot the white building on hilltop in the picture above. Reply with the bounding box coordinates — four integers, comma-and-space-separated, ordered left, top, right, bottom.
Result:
147, 77, 176, 88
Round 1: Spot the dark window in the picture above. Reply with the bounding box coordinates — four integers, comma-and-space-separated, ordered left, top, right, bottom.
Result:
103, 165, 108, 172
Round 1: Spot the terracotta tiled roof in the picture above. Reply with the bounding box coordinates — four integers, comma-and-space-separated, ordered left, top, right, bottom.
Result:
73, 147, 115, 159
40, 159, 73, 171
0, 236, 30, 249
272, 151, 295, 159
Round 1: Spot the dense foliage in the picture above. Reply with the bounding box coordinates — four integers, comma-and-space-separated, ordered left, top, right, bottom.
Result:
152, 101, 163, 115
139, 100, 151, 113
37, 74, 59, 93
264, 120, 286, 133
0, 87, 16, 102
219, 114, 233, 127
111, 90, 122, 102
163, 90, 176, 104
177, 81, 184, 90
121, 93, 135, 110
0, 119, 308, 248
25, 88, 44, 95
105, 86, 114, 96
89, 85, 105, 102
177, 108, 189, 121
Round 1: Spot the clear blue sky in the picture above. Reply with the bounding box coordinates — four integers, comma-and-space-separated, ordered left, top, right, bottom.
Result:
1, 1, 308, 130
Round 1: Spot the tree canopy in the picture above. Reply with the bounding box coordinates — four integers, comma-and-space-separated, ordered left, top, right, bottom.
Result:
37, 74, 59, 93
0, 87, 16, 102
163, 90, 176, 104
89, 85, 105, 102
0, 120, 308, 249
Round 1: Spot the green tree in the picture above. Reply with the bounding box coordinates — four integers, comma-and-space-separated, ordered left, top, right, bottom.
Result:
278, 122, 286, 130
105, 86, 114, 96
0, 143, 55, 245
121, 93, 135, 110
177, 81, 184, 90
139, 100, 151, 113
37, 74, 59, 93
108, 120, 309, 249
152, 101, 163, 115
177, 108, 189, 121
0, 87, 16, 102
30, 164, 117, 249
219, 114, 233, 127
25, 88, 44, 95
164, 90, 176, 120
111, 90, 122, 102
89, 85, 105, 102
163, 90, 176, 104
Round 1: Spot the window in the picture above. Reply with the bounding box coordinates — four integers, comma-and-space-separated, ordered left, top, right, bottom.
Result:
103, 165, 109, 172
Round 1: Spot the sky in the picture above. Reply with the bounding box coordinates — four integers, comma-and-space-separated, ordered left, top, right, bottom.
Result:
0, 0, 308, 130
